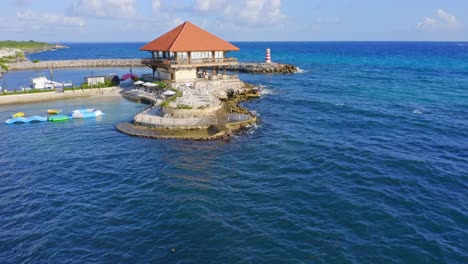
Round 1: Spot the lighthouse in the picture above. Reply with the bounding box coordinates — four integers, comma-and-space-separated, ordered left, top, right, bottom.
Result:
265, 48, 271, 63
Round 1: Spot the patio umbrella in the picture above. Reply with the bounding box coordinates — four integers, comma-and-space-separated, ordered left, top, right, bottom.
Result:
121, 73, 139, 80
162, 90, 176, 96
143, 82, 157, 87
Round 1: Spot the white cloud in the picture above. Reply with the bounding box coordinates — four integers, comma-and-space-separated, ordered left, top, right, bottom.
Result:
437, 9, 457, 28
417, 9, 459, 30
14, 0, 32, 6
171, 17, 184, 27
16, 10, 86, 28
0, 9, 85, 36
69, 0, 137, 19
152, 0, 161, 13
194, 0, 286, 25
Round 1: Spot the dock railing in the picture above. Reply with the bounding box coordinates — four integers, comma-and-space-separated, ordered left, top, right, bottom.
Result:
141, 57, 238, 66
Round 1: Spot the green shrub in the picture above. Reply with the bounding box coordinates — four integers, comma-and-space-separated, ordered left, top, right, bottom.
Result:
33, 59, 40, 63
0, 89, 54, 96
79, 83, 90, 89
177, 104, 192, 109
155, 81, 168, 88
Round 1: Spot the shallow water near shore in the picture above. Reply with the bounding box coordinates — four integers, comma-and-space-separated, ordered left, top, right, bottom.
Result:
1, 42, 467, 263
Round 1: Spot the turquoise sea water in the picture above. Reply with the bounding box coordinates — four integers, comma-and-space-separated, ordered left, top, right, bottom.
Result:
1, 42, 467, 263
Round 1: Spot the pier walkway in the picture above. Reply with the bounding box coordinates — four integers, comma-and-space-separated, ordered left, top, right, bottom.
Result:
8, 59, 143, 70
7, 59, 297, 74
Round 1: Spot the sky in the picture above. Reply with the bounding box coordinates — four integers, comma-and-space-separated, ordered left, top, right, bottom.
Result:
0, 0, 467, 42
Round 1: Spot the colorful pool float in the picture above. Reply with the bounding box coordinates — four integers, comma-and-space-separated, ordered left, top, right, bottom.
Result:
47, 109, 62, 114
5, 116, 48, 124
48, 115, 70, 122
72, 109, 104, 119
12, 112, 25, 118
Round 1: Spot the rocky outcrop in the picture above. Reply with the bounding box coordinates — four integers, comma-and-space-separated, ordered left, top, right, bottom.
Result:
0, 48, 24, 59
22, 44, 68, 54
227, 62, 298, 74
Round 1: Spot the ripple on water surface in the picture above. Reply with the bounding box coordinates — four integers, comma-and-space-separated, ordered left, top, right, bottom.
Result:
1, 42, 468, 263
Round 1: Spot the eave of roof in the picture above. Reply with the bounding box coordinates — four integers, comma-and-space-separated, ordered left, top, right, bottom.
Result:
139, 21, 239, 52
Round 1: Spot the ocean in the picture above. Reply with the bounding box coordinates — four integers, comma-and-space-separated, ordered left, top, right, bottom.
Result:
0, 42, 467, 263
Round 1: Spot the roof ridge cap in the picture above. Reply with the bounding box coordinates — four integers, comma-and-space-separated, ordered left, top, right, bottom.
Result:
168, 21, 188, 52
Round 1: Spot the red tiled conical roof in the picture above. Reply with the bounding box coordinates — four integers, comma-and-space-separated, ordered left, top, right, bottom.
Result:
139, 21, 239, 52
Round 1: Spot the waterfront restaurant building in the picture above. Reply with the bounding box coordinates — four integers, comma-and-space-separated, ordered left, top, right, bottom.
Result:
140, 21, 239, 83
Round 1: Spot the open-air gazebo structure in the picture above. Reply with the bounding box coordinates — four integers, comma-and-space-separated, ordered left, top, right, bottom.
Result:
140, 21, 239, 83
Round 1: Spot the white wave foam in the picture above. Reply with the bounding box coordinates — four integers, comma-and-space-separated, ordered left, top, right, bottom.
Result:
260, 88, 274, 95
296, 67, 307, 73
246, 124, 259, 135
412, 109, 423, 114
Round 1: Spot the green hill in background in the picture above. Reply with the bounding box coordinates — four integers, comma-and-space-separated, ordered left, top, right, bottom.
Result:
0, 40, 53, 52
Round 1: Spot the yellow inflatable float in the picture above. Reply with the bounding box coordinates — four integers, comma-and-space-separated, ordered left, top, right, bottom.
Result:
12, 112, 24, 118
47, 109, 62, 114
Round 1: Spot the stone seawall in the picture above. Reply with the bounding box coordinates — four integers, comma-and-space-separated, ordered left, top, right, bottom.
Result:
8, 59, 144, 70
0, 87, 120, 105
227, 62, 298, 74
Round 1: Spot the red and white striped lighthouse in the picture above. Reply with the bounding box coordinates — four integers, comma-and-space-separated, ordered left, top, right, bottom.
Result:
265, 48, 271, 63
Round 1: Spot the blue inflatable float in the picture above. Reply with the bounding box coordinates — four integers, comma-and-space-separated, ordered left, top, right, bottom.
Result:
72, 109, 104, 119
5, 116, 48, 124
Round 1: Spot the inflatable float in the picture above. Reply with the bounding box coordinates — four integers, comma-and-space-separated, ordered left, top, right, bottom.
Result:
72, 109, 103, 119
5, 116, 48, 124
48, 115, 70, 122
47, 109, 62, 114
12, 112, 25, 118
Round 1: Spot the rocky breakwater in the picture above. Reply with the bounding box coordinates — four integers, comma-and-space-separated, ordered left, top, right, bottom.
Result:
227, 62, 298, 74
8, 59, 144, 70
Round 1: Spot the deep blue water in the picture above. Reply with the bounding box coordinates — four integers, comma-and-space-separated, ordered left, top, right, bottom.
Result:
1, 42, 468, 263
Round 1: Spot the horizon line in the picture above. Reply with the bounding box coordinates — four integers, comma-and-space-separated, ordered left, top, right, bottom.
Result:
13, 40, 468, 44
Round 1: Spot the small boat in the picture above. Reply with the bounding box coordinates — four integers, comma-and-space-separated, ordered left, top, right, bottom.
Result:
72, 109, 104, 119
31, 76, 72, 90
12, 112, 25, 118
47, 109, 62, 114
48, 115, 70, 122
5, 116, 48, 124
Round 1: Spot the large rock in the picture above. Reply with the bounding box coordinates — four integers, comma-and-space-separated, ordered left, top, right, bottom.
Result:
0, 48, 23, 59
